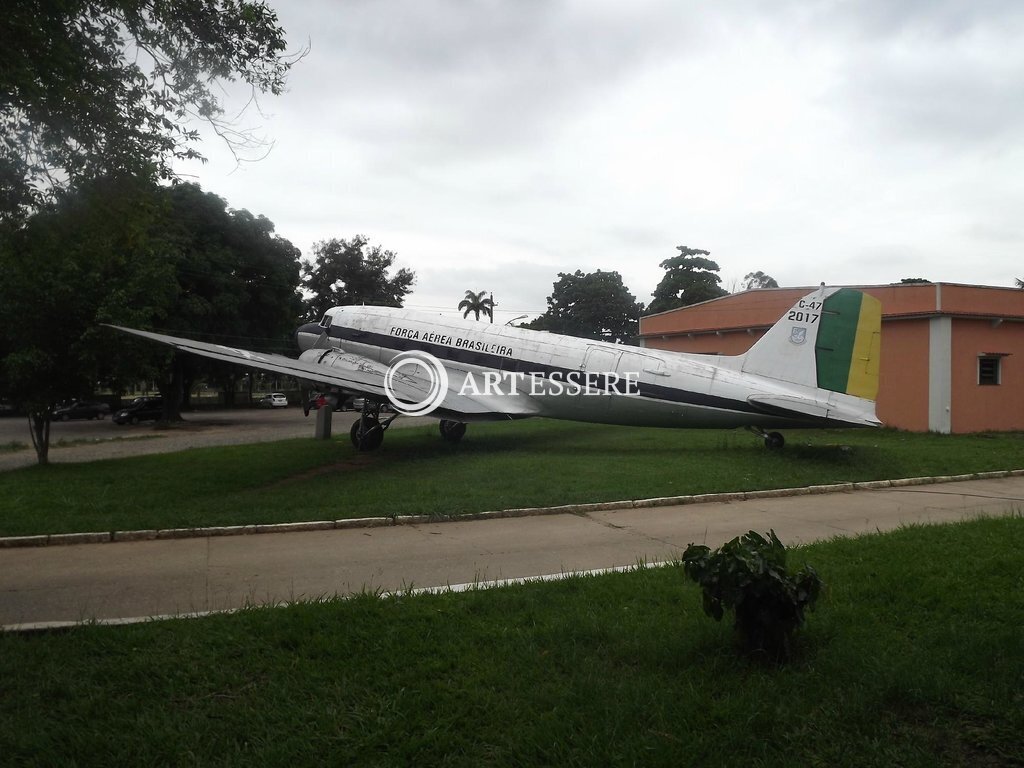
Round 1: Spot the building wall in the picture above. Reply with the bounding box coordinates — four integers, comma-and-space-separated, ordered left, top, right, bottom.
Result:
641, 330, 757, 356
641, 290, 805, 337
942, 284, 1024, 317
877, 319, 931, 432
950, 318, 1024, 432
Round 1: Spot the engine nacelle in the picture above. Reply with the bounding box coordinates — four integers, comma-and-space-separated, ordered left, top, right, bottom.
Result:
296, 349, 379, 408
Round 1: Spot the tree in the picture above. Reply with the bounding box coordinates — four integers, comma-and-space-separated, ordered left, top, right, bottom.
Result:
741, 271, 779, 290
1, 0, 298, 223
900, 278, 932, 284
0, 177, 301, 462
458, 290, 495, 322
150, 182, 301, 416
523, 270, 644, 343
648, 246, 728, 314
301, 236, 415, 321
0, 175, 176, 464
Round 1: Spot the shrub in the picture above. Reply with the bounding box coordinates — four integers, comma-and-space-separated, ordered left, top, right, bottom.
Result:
682, 529, 823, 661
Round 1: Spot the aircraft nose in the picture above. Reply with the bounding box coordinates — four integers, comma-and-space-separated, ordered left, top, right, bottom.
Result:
296, 322, 323, 351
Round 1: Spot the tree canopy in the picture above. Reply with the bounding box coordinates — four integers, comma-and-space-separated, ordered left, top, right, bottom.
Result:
741, 271, 779, 290
1, 0, 296, 222
0, 177, 300, 463
648, 246, 728, 314
301, 236, 415, 321
523, 270, 644, 343
0, 175, 168, 461
151, 182, 302, 415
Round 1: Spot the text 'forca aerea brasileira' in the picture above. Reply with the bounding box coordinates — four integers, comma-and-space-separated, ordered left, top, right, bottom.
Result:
389, 325, 514, 357
388, 325, 642, 397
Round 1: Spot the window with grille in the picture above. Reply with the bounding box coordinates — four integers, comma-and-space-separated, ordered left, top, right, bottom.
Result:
978, 356, 1001, 386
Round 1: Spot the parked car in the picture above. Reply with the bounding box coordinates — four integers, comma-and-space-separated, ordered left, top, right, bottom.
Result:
51, 400, 112, 421
113, 397, 163, 425
259, 392, 289, 408
304, 391, 369, 415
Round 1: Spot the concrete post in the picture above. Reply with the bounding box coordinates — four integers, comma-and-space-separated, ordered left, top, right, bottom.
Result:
314, 405, 332, 439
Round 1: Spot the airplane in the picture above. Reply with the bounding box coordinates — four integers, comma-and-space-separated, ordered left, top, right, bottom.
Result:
107, 284, 882, 452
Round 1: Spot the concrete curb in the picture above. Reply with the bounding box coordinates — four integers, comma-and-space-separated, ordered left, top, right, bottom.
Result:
3, 469, 1023, 549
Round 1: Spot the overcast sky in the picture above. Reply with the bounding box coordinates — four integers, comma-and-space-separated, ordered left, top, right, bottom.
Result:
173, 0, 1024, 322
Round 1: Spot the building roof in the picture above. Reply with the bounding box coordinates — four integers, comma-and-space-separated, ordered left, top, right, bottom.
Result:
638, 282, 1024, 339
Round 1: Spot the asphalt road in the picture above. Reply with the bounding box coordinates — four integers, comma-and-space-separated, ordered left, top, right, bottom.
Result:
2, 475, 1022, 630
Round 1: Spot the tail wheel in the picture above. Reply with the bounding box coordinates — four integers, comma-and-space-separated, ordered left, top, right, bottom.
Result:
350, 416, 384, 451
439, 419, 467, 443
764, 431, 785, 450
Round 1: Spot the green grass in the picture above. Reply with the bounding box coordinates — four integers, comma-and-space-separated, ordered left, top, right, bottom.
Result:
1, 516, 1022, 766
2, 420, 1023, 536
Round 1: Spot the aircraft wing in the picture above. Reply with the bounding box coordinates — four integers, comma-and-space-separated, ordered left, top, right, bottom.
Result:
105, 326, 538, 419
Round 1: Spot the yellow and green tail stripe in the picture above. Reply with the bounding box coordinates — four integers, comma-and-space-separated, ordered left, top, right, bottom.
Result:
815, 289, 881, 400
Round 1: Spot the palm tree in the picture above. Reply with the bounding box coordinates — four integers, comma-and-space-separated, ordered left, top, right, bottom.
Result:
458, 289, 495, 322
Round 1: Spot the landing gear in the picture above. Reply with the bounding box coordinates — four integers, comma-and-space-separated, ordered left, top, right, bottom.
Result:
748, 426, 785, 450
439, 419, 467, 443
350, 416, 384, 451
349, 400, 397, 452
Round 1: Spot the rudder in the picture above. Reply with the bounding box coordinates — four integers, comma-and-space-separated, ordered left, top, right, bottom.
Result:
740, 286, 881, 400
815, 288, 881, 400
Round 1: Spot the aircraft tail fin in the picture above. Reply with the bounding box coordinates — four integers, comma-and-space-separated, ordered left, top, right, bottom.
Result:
739, 286, 881, 401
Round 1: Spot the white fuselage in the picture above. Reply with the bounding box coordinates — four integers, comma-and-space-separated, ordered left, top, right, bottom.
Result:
298, 306, 874, 430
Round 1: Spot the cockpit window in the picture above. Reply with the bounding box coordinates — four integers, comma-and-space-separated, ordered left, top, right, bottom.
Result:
319, 314, 333, 328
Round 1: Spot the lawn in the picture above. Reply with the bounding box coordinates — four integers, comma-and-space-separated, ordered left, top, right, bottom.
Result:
1, 516, 1021, 766
2, 420, 1023, 536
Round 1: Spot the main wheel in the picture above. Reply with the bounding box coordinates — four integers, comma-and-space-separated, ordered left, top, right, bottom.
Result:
438, 419, 467, 444
350, 416, 384, 451
764, 431, 785, 450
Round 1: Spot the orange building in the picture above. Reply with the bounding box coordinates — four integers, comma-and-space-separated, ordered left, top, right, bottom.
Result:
638, 283, 1024, 433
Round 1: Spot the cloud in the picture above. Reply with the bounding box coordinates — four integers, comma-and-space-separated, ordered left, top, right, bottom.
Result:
173, 0, 1024, 307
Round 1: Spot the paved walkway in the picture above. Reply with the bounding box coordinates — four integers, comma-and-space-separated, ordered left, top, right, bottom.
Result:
2, 476, 1022, 630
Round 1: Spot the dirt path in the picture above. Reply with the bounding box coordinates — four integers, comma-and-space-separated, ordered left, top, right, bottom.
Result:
0, 409, 433, 471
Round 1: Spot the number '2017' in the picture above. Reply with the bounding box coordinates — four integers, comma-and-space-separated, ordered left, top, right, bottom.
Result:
787, 310, 819, 323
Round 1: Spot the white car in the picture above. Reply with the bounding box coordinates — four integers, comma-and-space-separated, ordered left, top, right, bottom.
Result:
259, 392, 288, 408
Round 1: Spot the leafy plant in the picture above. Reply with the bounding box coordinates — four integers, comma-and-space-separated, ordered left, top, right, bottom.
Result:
682, 530, 823, 661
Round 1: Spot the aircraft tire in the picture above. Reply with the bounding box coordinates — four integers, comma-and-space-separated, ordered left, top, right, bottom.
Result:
350, 417, 384, 451
765, 431, 785, 450
438, 419, 467, 443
